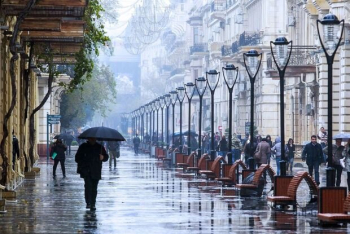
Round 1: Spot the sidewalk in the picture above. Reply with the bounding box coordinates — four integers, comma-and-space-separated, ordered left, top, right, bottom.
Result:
0, 147, 348, 233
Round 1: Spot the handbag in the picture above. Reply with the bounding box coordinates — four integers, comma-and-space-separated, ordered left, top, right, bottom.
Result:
51, 152, 57, 159
340, 157, 346, 169
254, 146, 261, 160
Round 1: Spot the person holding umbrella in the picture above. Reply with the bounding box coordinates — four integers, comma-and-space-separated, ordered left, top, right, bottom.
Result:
75, 137, 109, 211
51, 138, 67, 179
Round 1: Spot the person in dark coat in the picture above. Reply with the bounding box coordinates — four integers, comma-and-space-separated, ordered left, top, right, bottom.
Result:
255, 138, 271, 167
218, 135, 228, 156
50, 139, 67, 179
286, 138, 296, 173
75, 137, 109, 211
133, 134, 141, 155
12, 134, 20, 170
302, 135, 324, 185
266, 135, 273, 165
323, 138, 345, 187
64, 132, 75, 155
244, 136, 257, 165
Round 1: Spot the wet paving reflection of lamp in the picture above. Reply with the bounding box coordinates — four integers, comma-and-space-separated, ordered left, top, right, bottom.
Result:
177, 86, 186, 153
316, 13, 344, 187
170, 90, 178, 147
164, 94, 171, 148
222, 64, 239, 165
206, 70, 220, 161
185, 82, 195, 156
270, 37, 293, 176
195, 77, 207, 159
243, 49, 262, 169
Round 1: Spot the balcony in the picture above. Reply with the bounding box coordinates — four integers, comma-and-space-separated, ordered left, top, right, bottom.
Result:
220, 31, 261, 57
210, 0, 226, 21
221, 45, 232, 56
190, 43, 208, 55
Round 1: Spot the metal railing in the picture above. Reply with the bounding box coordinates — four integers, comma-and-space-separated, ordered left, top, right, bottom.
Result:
221, 31, 261, 56
190, 43, 208, 55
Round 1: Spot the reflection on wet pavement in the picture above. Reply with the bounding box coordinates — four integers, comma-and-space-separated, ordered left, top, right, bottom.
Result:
0, 147, 349, 233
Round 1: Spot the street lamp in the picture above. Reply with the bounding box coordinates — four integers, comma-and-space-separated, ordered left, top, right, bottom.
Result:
195, 76, 207, 159
185, 82, 195, 155
206, 69, 220, 161
164, 94, 171, 148
170, 90, 178, 147
243, 49, 262, 169
177, 86, 186, 153
270, 37, 293, 175
222, 64, 239, 165
155, 98, 161, 147
316, 13, 344, 187
151, 101, 156, 146
159, 96, 166, 147
140, 106, 145, 141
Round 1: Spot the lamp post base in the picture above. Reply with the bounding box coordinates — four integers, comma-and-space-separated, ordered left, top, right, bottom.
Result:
326, 167, 336, 187
248, 157, 255, 170
210, 150, 216, 161
227, 152, 233, 165
280, 160, 286, 176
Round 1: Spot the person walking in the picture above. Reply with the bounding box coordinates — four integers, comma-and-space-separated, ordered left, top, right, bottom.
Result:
65, 132, 75, 156
12, 133, 20, 170
286, 138, 296, 173
266, 135, 273, 165
271, 137, 282, 175
107, 141, 120, 168
75, 137, 109, 211
343, 139, 350, 191
133, 134, 141, 155
254, 137, 271, 168
323, 138, 344, 187
218, 135, 228, 156
243, 136, 257, 166
302, 135, 323, 185
50, 139, 67, 179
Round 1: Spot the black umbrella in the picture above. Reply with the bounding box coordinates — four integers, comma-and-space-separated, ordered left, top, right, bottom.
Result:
78, 126, 125, 141
54, 133, 69, 140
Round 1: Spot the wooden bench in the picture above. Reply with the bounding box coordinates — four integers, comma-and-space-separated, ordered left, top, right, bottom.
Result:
216, 160, 247, 186
318, 187, 349, 225
176, 152, 195, 172
156, 147, 166, 160
267, 171, 318, 211
273, 176, 294, 196
199, 156, 226, 179
236, 164, 275, 190
187, 154, 210, 174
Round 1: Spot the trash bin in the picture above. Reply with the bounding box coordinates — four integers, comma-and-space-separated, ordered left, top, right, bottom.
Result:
232, 149, 241, 161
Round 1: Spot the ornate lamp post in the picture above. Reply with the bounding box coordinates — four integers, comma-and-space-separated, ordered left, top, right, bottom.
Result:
140, 106, 145, 141
177, 86, 186, 153
243, 49, 262, 169
164, 94, 171, 148
185, 82, 195, 155
170, 90, 178, 147
206, 70, 220, 161
222, 64, 239, 165
195, 77, 207, 159
316, 13, 344, 187
159, 96, 165, 147
155, 98, 161, 147
270, 37, 293, 176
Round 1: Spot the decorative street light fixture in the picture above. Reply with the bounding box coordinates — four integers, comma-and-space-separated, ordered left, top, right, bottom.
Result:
316, 13, 344, 187
185, 82, 195, 156
243, 49, 262, 169
164, 94, 171, 148
170, 90, 178, 147
151, 101, 156, 146
195, 77, 207, 159
206, 69, 220, 161
222, 64, 239, 165
270, 37, 293, 176
177, 86, 186, 153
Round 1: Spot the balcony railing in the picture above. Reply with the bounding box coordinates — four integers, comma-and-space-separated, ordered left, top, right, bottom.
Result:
267, 46, 318, 70
190, 43, 208, 55
221, 31, 261, 56
211, 0, 226, 12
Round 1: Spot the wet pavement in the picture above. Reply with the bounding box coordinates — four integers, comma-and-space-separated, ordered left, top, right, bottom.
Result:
0, 146, 349, 233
